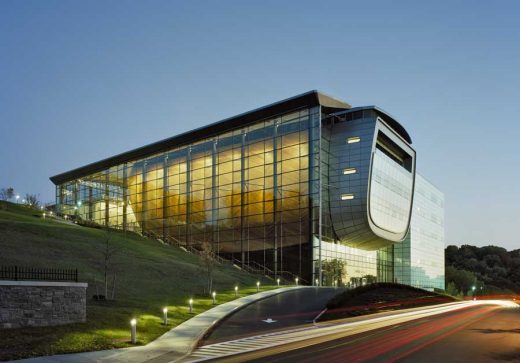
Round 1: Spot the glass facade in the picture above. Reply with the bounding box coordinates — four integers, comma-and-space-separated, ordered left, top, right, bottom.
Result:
57, 108, 320, 282
394, 174, 445, 290
53, 92, 445, 288
369, 148, 414, 234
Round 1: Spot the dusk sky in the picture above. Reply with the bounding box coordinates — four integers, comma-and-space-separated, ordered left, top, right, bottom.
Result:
1, 1, 519, 249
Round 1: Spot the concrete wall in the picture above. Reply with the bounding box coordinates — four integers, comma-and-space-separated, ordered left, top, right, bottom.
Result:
0, 280, 88, 329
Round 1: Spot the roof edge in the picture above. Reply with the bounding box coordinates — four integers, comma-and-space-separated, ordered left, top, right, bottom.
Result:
50, 90, 351, 184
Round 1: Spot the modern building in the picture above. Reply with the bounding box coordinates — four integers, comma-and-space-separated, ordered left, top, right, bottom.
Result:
394, 174, 445, 290
50, 90, 444, 287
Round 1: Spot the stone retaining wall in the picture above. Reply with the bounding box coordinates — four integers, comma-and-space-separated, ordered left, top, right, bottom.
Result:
0, 280, 88, 329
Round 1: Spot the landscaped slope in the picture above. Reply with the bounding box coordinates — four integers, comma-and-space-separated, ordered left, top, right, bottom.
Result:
0, 201, 272, 361
320, 283, 455, 321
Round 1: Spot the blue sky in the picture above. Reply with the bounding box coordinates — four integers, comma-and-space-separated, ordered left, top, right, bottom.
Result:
1, 1, 519, 249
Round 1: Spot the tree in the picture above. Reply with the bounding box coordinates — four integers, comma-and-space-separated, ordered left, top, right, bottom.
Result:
322, 259, 346, 286
199, 241, 216, 295
97, 229, 121, 300
445, 281, 460, 297
0, 187, 14, 201
24, 193, 40, 209
445, 265, 476, 296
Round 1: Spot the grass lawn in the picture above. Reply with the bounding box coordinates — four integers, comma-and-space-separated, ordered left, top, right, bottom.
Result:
0, 202, 279, 361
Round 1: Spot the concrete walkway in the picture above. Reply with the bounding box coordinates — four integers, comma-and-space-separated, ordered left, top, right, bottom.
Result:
9, 287, 305, 363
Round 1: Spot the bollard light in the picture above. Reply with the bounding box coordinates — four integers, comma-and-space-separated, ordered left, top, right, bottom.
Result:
212, 291, 216, 305
189, 298, 193, 313
130, 318, 137, 344
315, 278, 319, 286
277, 278, 280, 287
162, 307, 168, 325
235, 285, 238, 297
256, 281, 260, 292
295, 277, 299, 286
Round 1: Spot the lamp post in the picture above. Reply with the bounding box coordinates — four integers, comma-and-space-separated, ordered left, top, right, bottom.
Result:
189, 298, 193, 313
130, 318, 137, 344
256, 281, 260, 292
212, 291, 216, 305
276, 278, 280, 287
472, 285, 476, 300
315, 278, 319, 287
295, 277, 299, 286
162, 308, 168, 325
234, 285, 238, 297
15, 195, 19, 204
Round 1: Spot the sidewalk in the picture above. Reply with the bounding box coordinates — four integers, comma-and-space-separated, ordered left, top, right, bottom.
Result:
9, 287, 304, 363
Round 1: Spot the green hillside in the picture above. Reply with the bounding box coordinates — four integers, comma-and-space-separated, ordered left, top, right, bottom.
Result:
0, 201, 273, 361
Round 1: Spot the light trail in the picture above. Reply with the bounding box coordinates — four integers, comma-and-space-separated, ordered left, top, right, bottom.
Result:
185, 300, 518, 362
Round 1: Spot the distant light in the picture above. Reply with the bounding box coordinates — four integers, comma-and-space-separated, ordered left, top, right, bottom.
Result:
163, 307, 168, 314
130, 318, 137, 326
347, 137, 361, 144
343, 168, 357, 175
341, 194, 354, 201
15, 195, 19, 200
256, 281, 260, 286
77, 201, 82, 206
74, 206, 78, 210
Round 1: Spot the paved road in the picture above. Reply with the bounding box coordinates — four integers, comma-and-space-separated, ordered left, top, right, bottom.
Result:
206, 303, 520, 362
202, 287, 343, 345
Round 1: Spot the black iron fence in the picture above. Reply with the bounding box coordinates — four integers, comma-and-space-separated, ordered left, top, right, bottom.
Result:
0, 266, 78, 282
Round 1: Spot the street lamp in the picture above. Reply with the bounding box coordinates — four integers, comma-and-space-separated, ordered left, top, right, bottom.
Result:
189, 298, 193, 313
235, 285, 238, 297
295, 277, 299, 286
472, 285, 476, 300
15, 195, 19, 204
276, 278, 280, 287
212, 291, 216, 305
256, 281, 260, 292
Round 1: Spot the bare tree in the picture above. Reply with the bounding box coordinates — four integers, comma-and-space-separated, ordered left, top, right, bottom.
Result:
0, 188, 14, 201
24, 193, 40, 209
97, 229, 121, 300
199, 241, 216, 295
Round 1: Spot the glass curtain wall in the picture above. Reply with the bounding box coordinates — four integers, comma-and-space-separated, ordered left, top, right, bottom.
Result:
57, 107, 319, 282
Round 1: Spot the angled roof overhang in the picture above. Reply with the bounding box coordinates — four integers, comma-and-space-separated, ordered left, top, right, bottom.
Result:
50, 90, 351, 185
